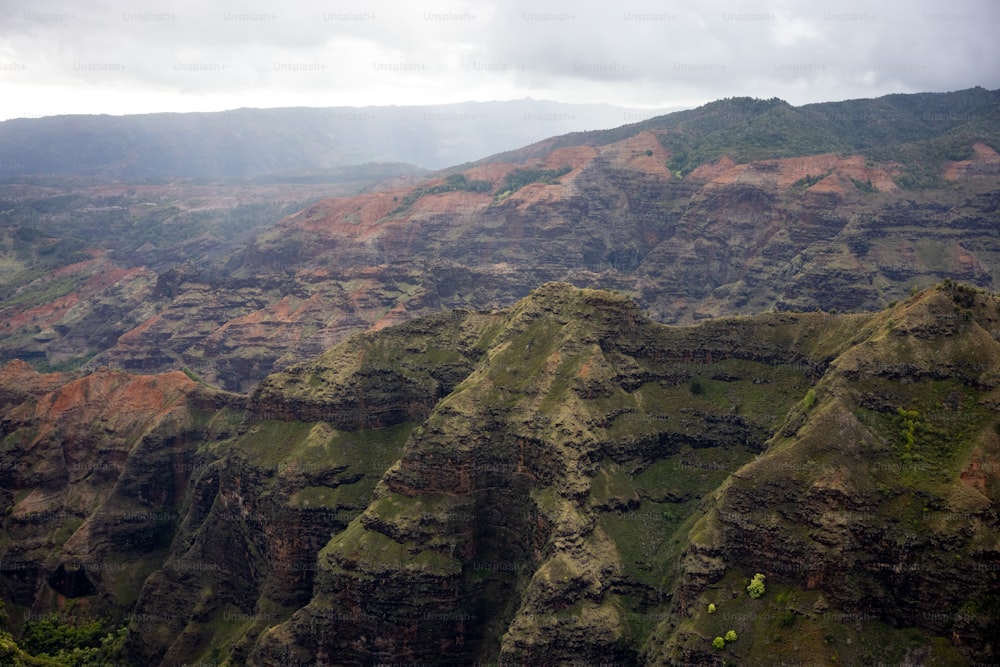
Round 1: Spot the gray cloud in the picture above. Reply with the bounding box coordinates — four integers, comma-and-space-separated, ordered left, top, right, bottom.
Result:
0, 0, 997, 119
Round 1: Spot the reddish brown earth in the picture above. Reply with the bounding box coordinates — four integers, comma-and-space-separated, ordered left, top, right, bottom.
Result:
69, 135, 1000, 390
943, 142, 1000, 180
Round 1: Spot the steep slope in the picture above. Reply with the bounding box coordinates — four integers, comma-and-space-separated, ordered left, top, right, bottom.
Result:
247, 283, 826, 665
0, 362, 243, 628
2, 282, 998, 665
0, 176, 397, 376
648, 281, 1000, 665
121, 311, 503, 665
489, 87, 1000, 177
242, 283, 994, 666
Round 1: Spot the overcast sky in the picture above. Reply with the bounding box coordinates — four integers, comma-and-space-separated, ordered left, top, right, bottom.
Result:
1, 0, 997, 121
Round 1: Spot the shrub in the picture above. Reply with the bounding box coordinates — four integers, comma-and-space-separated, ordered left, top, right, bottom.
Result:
22, 618, 107, 656
495, 166, 571, 200
708, 603, 717, 614
712, 636, 725, 650
747, 572, 766, 599
689, 378, 704, 395
850, 177, 877, 193
181, 366, 203, 383
792, 173, 825, 188
803, 389, 816, 410
725, 629, 737, 642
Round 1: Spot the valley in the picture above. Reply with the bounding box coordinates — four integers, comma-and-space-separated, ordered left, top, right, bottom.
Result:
0, 89, 998, 665
2, 90, 999, 392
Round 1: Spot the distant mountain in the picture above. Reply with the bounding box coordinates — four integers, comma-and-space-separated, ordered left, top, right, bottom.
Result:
485, 87, 1000, 182
0, 100, 679, 179
1, 283, 998, 664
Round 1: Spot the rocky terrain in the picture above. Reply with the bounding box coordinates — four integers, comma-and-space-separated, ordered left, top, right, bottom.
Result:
2, 89, 998, 392
1, 88, 999, 664
1, 281, 997, 665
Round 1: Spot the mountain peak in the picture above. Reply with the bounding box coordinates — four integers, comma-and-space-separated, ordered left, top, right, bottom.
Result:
514, 281, 639, 317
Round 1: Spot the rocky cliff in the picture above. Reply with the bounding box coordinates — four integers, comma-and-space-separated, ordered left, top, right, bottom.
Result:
4, 282, 992, 664
648, 281, 1000, 665
0, 361, 243, 631
238, 283, 997, 666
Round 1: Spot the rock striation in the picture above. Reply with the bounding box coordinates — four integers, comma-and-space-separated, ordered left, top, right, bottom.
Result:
1, 282, 999, 665
2, 90, 999, 392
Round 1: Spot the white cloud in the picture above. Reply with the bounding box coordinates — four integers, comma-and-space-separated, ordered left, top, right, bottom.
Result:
0, 0, 997, 119
771, 14, 823, 46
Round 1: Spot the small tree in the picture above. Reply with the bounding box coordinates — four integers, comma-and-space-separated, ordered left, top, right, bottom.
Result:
725, 629, 738, 642
707, 603, 717, 614
747, 572, 766, 599
712, 636, 725, 650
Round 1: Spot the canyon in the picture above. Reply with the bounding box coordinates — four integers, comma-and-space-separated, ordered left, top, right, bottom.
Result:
1, 89, 999, 665
1, 282, 998, 664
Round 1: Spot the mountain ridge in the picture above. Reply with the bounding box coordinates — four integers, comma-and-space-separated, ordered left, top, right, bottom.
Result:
0, 100, 680, 179
2, 281, 998, 664
3, 88, 999, 391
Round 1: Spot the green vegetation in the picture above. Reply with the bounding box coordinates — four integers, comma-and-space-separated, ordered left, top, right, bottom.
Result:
647, 90, 1000, 187
181, 365, 203, 383
791, 173, 826, 188
666, 150, 691, 178
233, 420, 411, 488
896, 407, 920, 454
747, 573, 766, 599
709, 629, 738, 651
658, 97, 845, 176
678, 572, 972, 666
0, 602, 125, 667
2, 276, 78, 310
850, 177, 877, 193
939, 278, 981, 308
30, 352, 98, 374
389, 172, 493, 215
494, 166, 571, 202
5, 282, 1000, 663
21, 618, 119, 660
803, 388, 816, 410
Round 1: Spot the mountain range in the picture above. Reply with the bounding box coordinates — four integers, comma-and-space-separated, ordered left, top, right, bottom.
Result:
0, 100, 677, 178
2, 88, 999, 391
1, 281, 998, 664
0, 88, 999, 665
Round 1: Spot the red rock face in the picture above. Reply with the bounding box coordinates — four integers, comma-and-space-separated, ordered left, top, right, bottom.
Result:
691, 153, 901, 194
0, 359, 69, 406
0, 361, 241, 619
943, 142, 1000, 180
